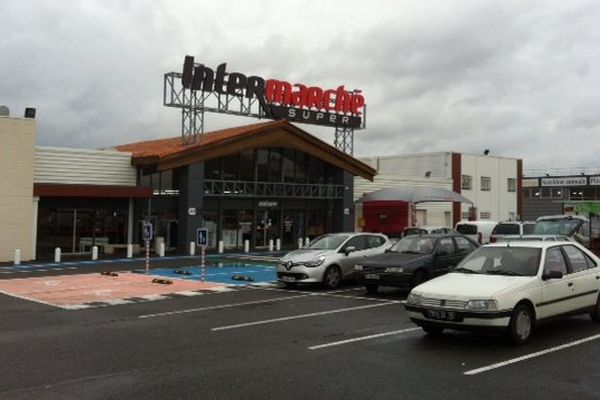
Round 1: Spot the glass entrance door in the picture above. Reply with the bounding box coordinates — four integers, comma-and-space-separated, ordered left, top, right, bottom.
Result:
256, 209, 280, 248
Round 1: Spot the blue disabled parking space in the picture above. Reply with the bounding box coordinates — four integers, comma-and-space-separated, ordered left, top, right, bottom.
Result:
148, 262, 277, 286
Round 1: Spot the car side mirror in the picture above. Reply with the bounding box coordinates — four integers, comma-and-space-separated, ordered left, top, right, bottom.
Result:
344, 246, 356, 255
542, 270, 563, 280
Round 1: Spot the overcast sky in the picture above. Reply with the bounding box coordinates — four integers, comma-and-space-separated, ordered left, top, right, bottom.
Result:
2, 0, 599, 173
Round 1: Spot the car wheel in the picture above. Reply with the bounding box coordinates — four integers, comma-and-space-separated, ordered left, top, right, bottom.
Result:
591, 295, 600, 323
422, 325, 444, 335
508, 304, 534, 344
322, 265, 342, 289
410, 269, 427, 289
365, 283, 379, 294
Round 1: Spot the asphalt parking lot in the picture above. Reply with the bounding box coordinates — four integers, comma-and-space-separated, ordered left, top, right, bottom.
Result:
2, 262, 600, 400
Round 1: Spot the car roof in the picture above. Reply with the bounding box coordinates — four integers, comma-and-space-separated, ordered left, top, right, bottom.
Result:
536, 215, 589, 222
484, 240, 576, 248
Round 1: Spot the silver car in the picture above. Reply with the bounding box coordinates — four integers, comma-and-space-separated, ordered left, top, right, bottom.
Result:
277, 232, 391, 289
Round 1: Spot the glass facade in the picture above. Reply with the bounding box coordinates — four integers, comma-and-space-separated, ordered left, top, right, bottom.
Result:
37, 199, 129, 257
147, 147, 347, 251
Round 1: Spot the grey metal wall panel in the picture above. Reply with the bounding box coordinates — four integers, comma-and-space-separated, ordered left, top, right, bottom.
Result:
34, 146, 136, 186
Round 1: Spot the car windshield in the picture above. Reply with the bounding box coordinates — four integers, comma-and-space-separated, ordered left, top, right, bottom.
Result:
533, 219, 582, 235
456, 224, 477, 235
404, 228, 426, 236
454, 247, 542, 276
306, 234, 351, 250
492, 223, 520, 235
390, 236, 436, 254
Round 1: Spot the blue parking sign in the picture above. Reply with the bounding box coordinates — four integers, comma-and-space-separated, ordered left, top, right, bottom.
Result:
142, 223, 153, 241
196, 228, 208, 247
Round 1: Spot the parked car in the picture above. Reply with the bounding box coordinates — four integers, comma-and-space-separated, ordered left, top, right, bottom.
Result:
355, 234, 479, 294
277, 232, 391, 289
403, 226, 459, 236
495, 234, 572, 242
405, 241, 600, 344
455, 220, 498, 244
489, 221, 536, 243
533, 215, 591, 247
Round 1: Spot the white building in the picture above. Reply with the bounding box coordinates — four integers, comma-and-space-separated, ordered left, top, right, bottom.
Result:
354, 152, 522, 233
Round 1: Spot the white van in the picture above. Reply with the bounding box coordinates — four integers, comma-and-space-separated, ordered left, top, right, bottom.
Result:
455, 220, 498, 244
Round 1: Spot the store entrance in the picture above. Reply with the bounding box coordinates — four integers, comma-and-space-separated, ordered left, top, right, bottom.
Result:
256, 209, 280, 248
282, 210, 306, 249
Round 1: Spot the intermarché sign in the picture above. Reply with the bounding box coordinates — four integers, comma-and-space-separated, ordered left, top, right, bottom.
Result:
181, 56, 365, 128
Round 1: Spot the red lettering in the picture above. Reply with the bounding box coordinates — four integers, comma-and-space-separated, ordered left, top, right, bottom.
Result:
334, 85, 352, 114
323, 89, 335, 111
265, 80, 293, 104
350, 91, 365, 115
291, 84, 308, 107
306, 87, 323, 109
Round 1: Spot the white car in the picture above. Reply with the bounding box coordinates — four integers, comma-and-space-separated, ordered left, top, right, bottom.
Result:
405, 241, 600, 344
277, 232, 391, 289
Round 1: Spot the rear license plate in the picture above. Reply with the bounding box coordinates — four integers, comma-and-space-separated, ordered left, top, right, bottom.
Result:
365, 274, 380, 280
425, 310, 457, 321
281, 276, 296, 282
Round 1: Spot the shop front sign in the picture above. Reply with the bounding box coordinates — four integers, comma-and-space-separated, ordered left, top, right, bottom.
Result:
541, 177, 587, 187
258, 200, 278, 208
181, 56, 365, 129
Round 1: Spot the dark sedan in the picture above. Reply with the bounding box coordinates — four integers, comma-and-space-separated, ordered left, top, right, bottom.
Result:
355, 234, 479, 294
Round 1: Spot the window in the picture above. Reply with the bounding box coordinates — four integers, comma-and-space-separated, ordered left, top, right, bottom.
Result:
481, 176, 491, 191
507, 178, 516, 192
562, 245, 594, 273
365, 235, 385, 249
461, 212, 470, 220
343, 235, 366, 251
437, 238, 455, 254
543, 247, 568, 275
454, 236, 477, 253
480, 212, 491, 220
462, 175, 472, 190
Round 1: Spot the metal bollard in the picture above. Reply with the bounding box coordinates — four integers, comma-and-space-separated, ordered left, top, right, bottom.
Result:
218, 240, 224, 254
127, 244, 133, 259
14, 249, 21, 266
244, 240, 250, 253
304, 237, 310, 247
159, 242, 165, 257
276, 238, 281, 251
54, 247, 61, 263
189, 242, 196, 256
268, 239, 274, 252
92, 246, 98, 261
298, 238, 303, 249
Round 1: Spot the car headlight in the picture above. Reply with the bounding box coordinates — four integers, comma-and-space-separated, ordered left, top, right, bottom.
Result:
304, 256, 326, 267
384, 267, 404, 273
466, 299, 498, 311
355, 264, 363, 271
406, 293, 423, 305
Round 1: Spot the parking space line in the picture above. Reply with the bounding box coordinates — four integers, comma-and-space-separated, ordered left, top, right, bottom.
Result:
138, 294, 314, 319
464, 333, 600, 375
308, 327, 421, 350
211, 302, 398, 331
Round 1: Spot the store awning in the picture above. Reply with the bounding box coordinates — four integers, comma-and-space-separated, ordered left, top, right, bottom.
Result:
356, 185, 472, 204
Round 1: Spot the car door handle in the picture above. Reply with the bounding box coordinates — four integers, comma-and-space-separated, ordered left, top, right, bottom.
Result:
567, 282, 574, 287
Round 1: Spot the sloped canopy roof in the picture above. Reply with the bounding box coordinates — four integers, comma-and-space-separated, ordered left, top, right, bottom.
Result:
115, 120, 377, 181
357, 185, 473, 204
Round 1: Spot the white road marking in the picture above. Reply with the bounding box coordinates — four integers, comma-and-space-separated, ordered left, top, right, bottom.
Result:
211, 302, 398, 331
138, 294, 313, 319
464, 333, 600, 375
308, 327, 421, 350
